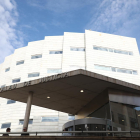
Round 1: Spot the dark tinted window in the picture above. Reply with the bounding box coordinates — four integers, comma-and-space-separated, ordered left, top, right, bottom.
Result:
5, 67, 10, 72
12, 78, 20, 83
31, 54, 42, 59
49, 51, 62, 54
118, 113, 127, 126
1, 123, 11, 129
7, 100, 16, 104
16, 60, 24, 65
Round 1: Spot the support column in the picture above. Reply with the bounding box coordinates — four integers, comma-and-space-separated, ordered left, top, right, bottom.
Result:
23, 91, 34, 131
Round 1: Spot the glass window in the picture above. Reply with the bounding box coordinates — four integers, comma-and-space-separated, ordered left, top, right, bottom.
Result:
93, 46, 100, 50
114, 49, 128, 55
16, 60, 24, 65
12, 78, 20, 83
7, 99, 16, 104
70, 47, 85, 51
68, 114, 75, 120
94, 65, 111, 71
132, 70, 138, 75
1, 123, 11, 129
109, 48, 114, 52
47, 69, 62, 73
93, 46, 108, 51
41, 117, 59, 122
31, 54, 42, 59
100, 47, 108, 51
118, 113, 127, 126
28, 72, 40, 78
110, 102, 140, 134
111, 67, 116, 72
19, 119, 33, 125
117, 68, 132, 74
129, 117, 139, 129
129, 52, 133, 55
5, 67, 10, 72
49, 51, 63, 54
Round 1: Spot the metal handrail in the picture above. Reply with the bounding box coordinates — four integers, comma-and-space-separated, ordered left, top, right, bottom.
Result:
0, 131, 140, 135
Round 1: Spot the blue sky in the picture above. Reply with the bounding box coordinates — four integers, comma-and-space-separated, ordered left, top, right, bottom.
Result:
0, 0, 140, 63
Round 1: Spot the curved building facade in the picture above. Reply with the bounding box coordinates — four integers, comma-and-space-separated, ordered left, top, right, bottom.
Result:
0, 30, 140, 134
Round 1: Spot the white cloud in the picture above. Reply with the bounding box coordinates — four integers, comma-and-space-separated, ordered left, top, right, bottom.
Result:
0, 0, 23, 63
86, 0, 140, 37
27, 0, 94, 13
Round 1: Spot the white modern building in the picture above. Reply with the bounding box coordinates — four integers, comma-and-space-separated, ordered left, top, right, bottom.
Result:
0, 30, 140, 134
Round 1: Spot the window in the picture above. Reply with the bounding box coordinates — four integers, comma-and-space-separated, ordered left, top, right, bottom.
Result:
41, 117, 59, 122
28, 72, 40, 78
94, 65, 111, 71
68, 114, 75, 120
93, 46, 108, 52
31, 54, 42, 59
7, 99, 16, 104
16, 60, 24, 65
129, 52, 133, 55
132, 70, 138, 75
114, 50, 128, 55
94, 64, 138, 75
1, 123, 11, 129
111, 67, 116, 72
116, 68, 132, 74
118, 114, 127, 125
12, 78, 20, 83
49, 51, 63, 54
109, 48, 113, 52
47, 69, 62, 73
70, 47, 85, 51
129, 117, 139, 129
5, 67, 10, 72
19, 119, 33, 125
93, 45, 133, 56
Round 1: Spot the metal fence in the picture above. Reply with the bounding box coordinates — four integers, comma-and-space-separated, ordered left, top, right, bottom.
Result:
0, 131, 140, 137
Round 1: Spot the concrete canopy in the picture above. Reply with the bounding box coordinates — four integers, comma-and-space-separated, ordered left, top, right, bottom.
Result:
0, 69, 140, 115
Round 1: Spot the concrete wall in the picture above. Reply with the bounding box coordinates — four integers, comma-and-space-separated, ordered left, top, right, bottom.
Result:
0, 30, 140, 133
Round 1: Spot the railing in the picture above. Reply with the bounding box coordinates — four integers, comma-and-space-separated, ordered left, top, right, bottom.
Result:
0, 131, 140, 137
